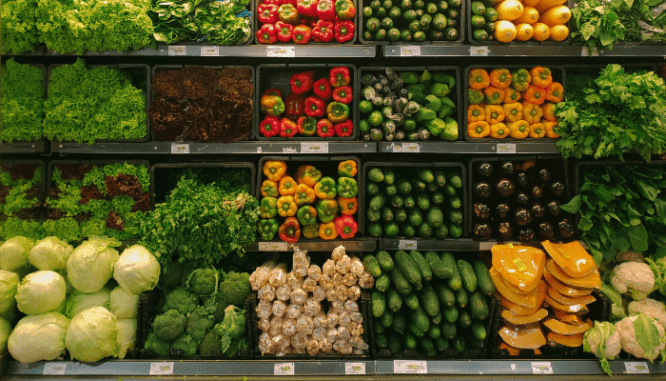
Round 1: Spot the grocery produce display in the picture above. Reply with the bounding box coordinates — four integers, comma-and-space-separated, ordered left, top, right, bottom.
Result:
466, 66, 562, 141
359, 68, 459, 141
1, 59, 44, 143
368, 250, 494, 356
364, 164, 465, 239
252, 246, 373, 356
0, 162, 44, 241
258, 159, 359, 242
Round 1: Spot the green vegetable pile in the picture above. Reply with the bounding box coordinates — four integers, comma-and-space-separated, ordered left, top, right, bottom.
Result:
0, 0, 40, 54
555, 64, 666, 161
1, 59, 43, 143
0, 164, 43, 241
365, 166, 464, 239
367, 250, 494, 355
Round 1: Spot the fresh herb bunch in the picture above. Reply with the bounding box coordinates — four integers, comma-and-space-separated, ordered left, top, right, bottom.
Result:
561, 164, 666, 263
140, 170, 259, 268
555, 64, 666, 160
0, 164, 43, 240
1, 59, 44, 142
0, 0, 40, 54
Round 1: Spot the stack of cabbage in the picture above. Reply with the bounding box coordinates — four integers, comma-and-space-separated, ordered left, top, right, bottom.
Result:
0, 235, 160, 363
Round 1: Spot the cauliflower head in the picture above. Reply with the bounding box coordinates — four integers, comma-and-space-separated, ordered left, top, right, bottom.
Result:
144, 332, 171, 356
162, 286, 198, 315
171, 334, 198, 356
611, 262, 655, 301
583, 321, 621, 376
153, 309, 186, 341
186, 305, 215, 341
186, 267, 219, 296
219, 271, 251, 306
629, 298, 666, 329
616, 313, 666, 362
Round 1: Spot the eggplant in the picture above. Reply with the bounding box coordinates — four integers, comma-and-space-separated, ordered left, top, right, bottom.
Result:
538, 168, 551, 182
474, 203, 490, 220
516, 192, 530, 206
539, 222, 555, 240
551, 182, 566, 197
473, 224, 491, 240
478, 163, 493, 178
515, 207, 532, 226
496, 203, 510, 219
559, 219, 575, 238
515, 172, 529, 187
498, 222, 513, 241
474, 182, 492, 199
501, 161, 515, 175
496, 178, 515, 197
548, 200, 562, 217
531, 185, 544, 200
531, 203, 545, 219
518, 227, 535, 242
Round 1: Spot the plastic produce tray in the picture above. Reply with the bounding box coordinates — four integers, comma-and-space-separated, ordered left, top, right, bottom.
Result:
255, 64, 358, 141
463, 65, 565, 143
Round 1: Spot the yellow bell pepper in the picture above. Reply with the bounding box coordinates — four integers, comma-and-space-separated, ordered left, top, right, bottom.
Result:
468, 105, 485, 123
529, 123, 546, 138
490, 123, 510, 139
468, 121, 490, 138
508, 120, 529, 139
503, 103, 523, 123
263, 160, 287, 181
542, 102, 557, 122
294, 184, 316, 205
277, 195, 298, 217
484, 86, 505, 105
503, 87, 521, 104
279, 176, 297, 196
522, 101, 543, 124
260, 180, 279, 197
544, 121, 560, 138
484, 105, 505, 124
319, 222, 338, 240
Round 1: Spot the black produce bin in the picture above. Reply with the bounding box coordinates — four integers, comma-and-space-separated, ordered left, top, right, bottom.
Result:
46, 63, 151, 143
358, 66, 462, 142
463, 65, 565, 143
150, 65, 256, 141
255, 64, 358, 141
0, 63, 47, 145
467, 155, 574, 242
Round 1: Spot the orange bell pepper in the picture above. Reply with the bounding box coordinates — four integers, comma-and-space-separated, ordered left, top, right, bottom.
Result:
503, 103, 523, 123
338, 160, 357, 177
468, 105, 485, 123
484, 105, 505, 124
542, 102, 557, 122
529, 123, 546, 138
294, 165, 322, 187
469, 69, 490, 90
503, 87, 521, 104
530, 66, 553, 88
490, 68, 512, 89
319, 222, 338, 240
544, 121, 560, 138
294, 184, 316, 205
337, 196, 358, 215
524, 86, 546, 105
278, 176, 297, 196
261, 180, 279, 197
484, 86, 505, 105
490, 123, 510, 139
509, 120, 529, 139
546, 82, 564, 103
263, 160, 287, 181
468, 121, 491, 138
522, 101, 543, 124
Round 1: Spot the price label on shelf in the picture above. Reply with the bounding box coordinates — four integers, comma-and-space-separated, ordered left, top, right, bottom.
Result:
531, 362, 553, 374
470, 46, 489, 56
258, 242, 289, 252
168, 46, 187, 56
171, 143, 190, 154
43, 363, 66, 375
150, 362, 174, 375
301, 142, 328, 153
393, 143, 420, 153
345, 363, 366, 375
394, 360, 427, 374
200, 46, 219, 56
274, 363, 295, 375
398, 240, 417, 250
625, 362, 650, 374
267, 46, 296, 57
400, 46, 421, 56
282, 146, 298, 153
497, 143, 516, 154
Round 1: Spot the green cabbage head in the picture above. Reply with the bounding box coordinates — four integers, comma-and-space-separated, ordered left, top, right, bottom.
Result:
66, 236, 120, 293
109, 286, 139, 319
116, 318, 137, 359
28, 236, 73, 271
65, 307, 118, 362
65, 287, 111, 319
0, 236, 34, 271
16, 270, 67, 315
8, 312, 70, 363
0, 317, 12, 352
113, 245, 160, 294
0, 270, 19, 315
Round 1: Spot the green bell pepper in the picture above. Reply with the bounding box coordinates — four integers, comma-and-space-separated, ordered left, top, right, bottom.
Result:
258, 218, 279, 240
316, 199, 339, 223
430, 82, 450, 97
425, 94, 441, 112
425, 117, 446, 137
433, 73, 455, 89
260, 197, 278, 218
327, 102, 350, 123
416, 107, 437, 122
337, 177, 358, 198
419, 70, 432, 84
297, 205, 318, 226
399, 72, 419, 84
441, 117, 459, 141
314, 177, 337, 199
468, 89, 484, 105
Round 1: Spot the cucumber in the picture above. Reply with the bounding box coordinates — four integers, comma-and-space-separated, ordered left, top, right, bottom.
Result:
458, 309, 472, 328
376, 273, 391, 292
367, 182, 380, 195
384, 184, 398, 196
372, 291, 386, 318
393, 311, 408, 333
387, 288, 403, 311
441, 321, 457, 339
470, 320, 487, 341
443, 306, 459, 323
452, 335, 465, 353
467, 337, 485, 350
404, 332, 418, 349
395, 250, 423, 288
369, 194, 387, 211
419, 169, 435, 183
440, 252, 462, 290
363, 255, 382, 278
428, 324, 441, 339
419, 284, 440, 317
409, 322, 426, 338
435, 337, 449, 351
469, 290, 489, 320
376, 250, 394, 271
381, 206, 394, 222
368, 168, 385, 183
420, 337, 437, 356
410, 250, 433, 281
404, 195, 416, 209
434, 283, 456, 307
411, 306, 431, 333
457, 260, 478, 293
388, 334, 402, 353
375, 333, 388, 349
380, 308, 394, 327
367, 208, 381, 223
391, 195, 404, 208
394, 207, 407, 223
474, 260, 495, 296
456, 287, 468, 308
384, 169, 396, 184
424, 251, 453, 279
374, 318, 386, 333
434, 170, 446, 186
397, 179, 413, 194
431, 310, 443, 325
405, 292, 420, 310
391, 267, 413, 295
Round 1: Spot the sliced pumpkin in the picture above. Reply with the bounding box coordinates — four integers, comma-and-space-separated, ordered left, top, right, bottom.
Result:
542, 240, 596, 278
543, 268, 594, 297
499, 342, 522, 356
553, 310, 583, 324
544, 294, 589, 314
543, 318, 591, 335
547, 286, 597, 306
499, 294, 542, 316
492, 245, 546, 293
547, 331, 584, 348
501, 308, 548, 325
499, 323, 546, 349
545, 259, 601, 289
502, 275, 534, 295
491, 267, 548, 309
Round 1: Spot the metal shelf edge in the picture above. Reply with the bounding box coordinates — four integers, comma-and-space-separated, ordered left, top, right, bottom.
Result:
378, 141, 559, 154
383, 44, 666, 57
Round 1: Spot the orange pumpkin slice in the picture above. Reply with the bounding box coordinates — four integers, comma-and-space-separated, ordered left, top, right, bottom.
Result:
501, 308, 548, 325
547, 287, 597, 306
553, 310, 583, 324
499, 342, 522, 356
543, 318, 591, 335
502, 275, 534, 295
545, 260, 601, 289
499, 323, 547, 349
492, 245, 546, 293
544, 294, 589, 314
547, 332, 584, 347
543, 268, 594, 297
499, 294, 542, 316
542, 240, 596, 278
491, 268, 548, 309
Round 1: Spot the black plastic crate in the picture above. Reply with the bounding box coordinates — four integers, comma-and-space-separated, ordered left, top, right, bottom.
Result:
150, 65, 256, 141
0, 63, 47, 144
357, 66, 462, 142
255, 64, 358, 141
463, 65, 565, 143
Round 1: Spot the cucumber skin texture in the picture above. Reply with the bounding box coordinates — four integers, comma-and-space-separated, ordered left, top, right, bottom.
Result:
387, 288, 403, 311
434, 283, 456, 307
363, 255, 382, 278
405, 293, 420, 310
391, 267, 413, 296
410, 250, 433, 281
393, 311, 408, 333
474, 260, 495, 296
435, 337, 449, 351
372, 291, 386, 318
395, 250, 423, 288
457, 259, 478, 293
441, 322, 457, 339
404, 332, 418, 349
388, 335, 402, 353
375, 273, 391, 292
455, 286, 468, 308
381, 309, 394, 327
469, 290, 489, 320
376, 250, 394, 271
444, 306, 459, 323
440, 252, 462, 290
419, 284, 441, 317
374, 318, 386, 334
458, 309, 472, 328
411, 306, 431, 333
375, 333, 388, 349
470, 320, 487, 340
425, 251, 453, 279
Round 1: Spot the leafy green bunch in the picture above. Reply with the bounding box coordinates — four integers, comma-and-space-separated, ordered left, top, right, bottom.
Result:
0, 0, 40, 54
1, 59, 44, 142
0, 165, 43, 240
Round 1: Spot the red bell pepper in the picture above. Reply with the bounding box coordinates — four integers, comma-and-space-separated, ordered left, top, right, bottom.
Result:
278, 3, 299, 23
258, 4, 278, 24
256, 24, 278, 44
280, 118, 298, 137
333, 20, 354, 43
297, 0, 318, 17
334, 0, 355, 19
282, 0, 297, 6
275, 21, 293, 42
290, 71, 316, 95
279, 217, 301, 243
263, 0, 282, 5
316, 0, 336, 20
297, 116, 318, 136
284, 93, 306, 120
312, 20, 334, 42
313, 78, 332, 100
264, 88, 282, 97
334, 119, 353, 137
334, 215, 358, 239
292, 25, 312, 44
260, 116, 281, 137
305, 96, 326, 117
332, 85, 352, 103
317, 119, 335, 137
329, 66, 351, 87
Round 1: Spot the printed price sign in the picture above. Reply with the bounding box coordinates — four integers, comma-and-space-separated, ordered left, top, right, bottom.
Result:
497, 143, 517, 154
531, 362, 553, 374
150, 362, 174, 375
168, 46, 186, 56
301, 142, 328, 153
259, 242, 289, 251
43, 363, 66, 375
393, 143, 420, 153
400, 46, 421, 56
345, 363, 366, 375
267, 46, 296, 57
171, 143, 190, 154
398, 240, 418, 250
274, 363, 295, 375
282, 146, 298, 153
200, 46, 219, 56
470, 46, 489, 56
394, 360, 427, 374
625, 362, 650, 374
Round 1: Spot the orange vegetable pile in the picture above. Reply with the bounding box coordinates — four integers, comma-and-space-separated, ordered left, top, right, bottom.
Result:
492, 0, 570, 43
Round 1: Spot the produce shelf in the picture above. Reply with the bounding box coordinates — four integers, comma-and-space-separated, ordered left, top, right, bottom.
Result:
378, 238, 479, 251
0, 141, 49, 154
378, 141, 559, 154
245, 237, 376, 252
382, 44, 666, 57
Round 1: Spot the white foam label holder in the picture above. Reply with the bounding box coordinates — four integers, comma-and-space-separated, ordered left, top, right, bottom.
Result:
400, 46, 421, 56
259, 242, 289, 251
171, 143, 190, 154
200, 46, 219, 56
394, 142, 420, 152
394, 360, 427, 374
345, 363, 366, 375
531, 362, 553, 374
301, 142, 328, 153
398, 240, 418, 250
168, 46, 187, 56
625, 362, 650, 374
150, 362, 174, 375
274, 363, 295, 375
497, 143, 517, 154
470, 46, 489, 56
43, 363, 66, 375
267, 46, 296, 57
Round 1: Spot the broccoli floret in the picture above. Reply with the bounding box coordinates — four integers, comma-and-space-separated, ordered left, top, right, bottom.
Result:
218, 271, 251, 306
198, 329, 222, 356
162, 286, 198, 315
144, 332, 172, 356
186, 267, 219, 296
214, 305, 246, 353
159, 261, 186, 289
171, 334, 198, 356
187, 305, 215, 341
153, 309, 187, 341
226, 338, 248, 357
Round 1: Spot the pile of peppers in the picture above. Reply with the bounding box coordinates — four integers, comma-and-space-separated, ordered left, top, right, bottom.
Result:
259, 67, 354, 138
258, 159, 359, 243
256, 0, 356, 44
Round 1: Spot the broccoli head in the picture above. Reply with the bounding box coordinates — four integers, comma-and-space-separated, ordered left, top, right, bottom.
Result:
218, 271, 251, 306
159, 261, 187, 289
198, 329, 222, 356
162, 286, 198, 315
144, 332, 172, 356
186, 267, 219, 296
214, 305, 247, 353
226, 338, 249, 357
187, 305, 216, 341
171, 334, 198, 356
153, 309, 187, 341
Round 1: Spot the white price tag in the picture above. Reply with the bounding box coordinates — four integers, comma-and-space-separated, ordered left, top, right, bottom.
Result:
150, 362, 174, 375
531, 362, 553, 374
282, 146, 298, 153
267, 46, 296, 57
470, 46, 489, 56
345, 363, 366, 375
171, 143, 190, 154
497, 143, 516, 154
400, 46, 421, 56
398, 240, 418, 250
393, 143, 421, 153
581, 47, 600, 56
301, 142, 328, 153
168, 45, 187, 56
258, 242, 289, 251
394, 360, 427, 374
511, 364, 517, 371
274, 363, 295, 375
200, 46, 219, 56
625, 362, 650, 374
43, 363, 66, 375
